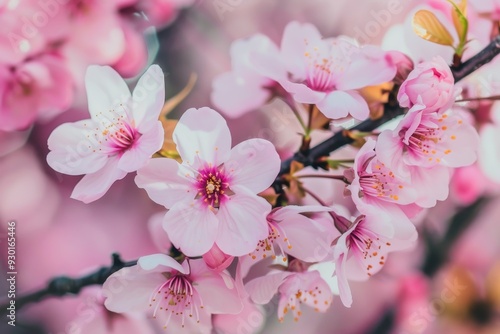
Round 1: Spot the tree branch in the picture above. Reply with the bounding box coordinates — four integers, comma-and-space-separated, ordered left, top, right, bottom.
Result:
0, 254, 136, 313
5, 35, 500, 315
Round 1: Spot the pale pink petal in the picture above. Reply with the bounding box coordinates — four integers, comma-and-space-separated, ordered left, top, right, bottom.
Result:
375, 130, 407, 177
163, 201, 219, 256
333, 237, 352, 307
281, 21, 322, 79
275, 207, 336, 262
216, 193, 271, 256
118, 121, 164, 172
246, 272, 292, 304
47, 120, 107, 175
132, 65, 165, 133
71, 156, 127, 203
103, 266, 165, 313
411, 165, 450, 208
213, 298, 265, 334
211, 72, 271, 118
85, 65, 131, 119
138, 253, 187, 273
135, 158, 193, 208
279, 80, 326, 104
337, 46, 396, 90
147, 211, 172, 253
173, 107, 231, 166
189, 259, 243, 314
113, 22, 148, 78
317, 90, 369, 120
226, 139, 280, 194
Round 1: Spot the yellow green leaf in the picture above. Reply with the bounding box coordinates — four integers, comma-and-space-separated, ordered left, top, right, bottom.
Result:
447, 0, 469, 56
413, 10, 455, 46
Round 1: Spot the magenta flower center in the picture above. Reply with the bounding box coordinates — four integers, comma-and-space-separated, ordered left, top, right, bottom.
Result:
85, 108, 141, 156
150, 273, 203, 329
196, 165, 230, 209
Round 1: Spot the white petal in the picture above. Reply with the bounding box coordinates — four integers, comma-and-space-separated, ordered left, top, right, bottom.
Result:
226, 139, 280, 194
163, 201, 219, 256
138, 253, 187, 273
216, 192, 270, 256
47, 120, 108, 175
132, 65, 165, 132
71, 157, 127, 203
85, 66, 131, 120
245, 272, 292, 304
173, 107, 231, 167
135, 158, 193, 208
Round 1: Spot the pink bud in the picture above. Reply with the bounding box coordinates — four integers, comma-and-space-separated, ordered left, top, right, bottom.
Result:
203, 244, 234, 271
397, 56, 455, 112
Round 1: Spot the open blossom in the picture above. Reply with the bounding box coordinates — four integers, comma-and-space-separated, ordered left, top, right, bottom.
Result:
346, 138, 419, 216
103, 254, 242, 332
397, 56, 455, 112
211, 34, 281, 118
245, 264, 333, 322
376, 106, 479, 207
248, 205, 336, 263
273, 21, 397, 120
135, 107, 280, 257
47, 65, 165, 203
0, 53, 74, 131
332, 205, 417, 307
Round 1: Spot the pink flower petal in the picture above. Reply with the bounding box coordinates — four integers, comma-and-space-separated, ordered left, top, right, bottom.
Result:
317, 90, 369, 120
216, 192, 270, 256
226, 138, 280, 194
47, 120, 108, 175
189, 259, 243, 314
103, 266, 165, 313
163, 201, 219, 256
246, 271, 292, 304
85, 65, 131, 120
70, 156, 127, 203
173, 107, 231, 167
131, 65, 165, 133
138, 253, 187, 273
135, 158, 193, 208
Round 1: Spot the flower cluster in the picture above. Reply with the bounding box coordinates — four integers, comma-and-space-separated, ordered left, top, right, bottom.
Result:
0, 0, 192, 132
43, 12, 484, 334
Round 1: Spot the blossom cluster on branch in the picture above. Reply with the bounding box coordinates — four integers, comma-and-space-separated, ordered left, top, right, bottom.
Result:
6, 0, 500, 333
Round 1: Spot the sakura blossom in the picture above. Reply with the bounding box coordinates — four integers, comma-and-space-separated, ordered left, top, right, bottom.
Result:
245, 263, 334, 322
332, 205, 417, 307
211, 34, 282, 117
47, 65, 165, 203
8, 2, 499, 333
397, 56, 456, 112
274, 21, 397, 120
135, 107, 280, 257
103, 254, 242, 331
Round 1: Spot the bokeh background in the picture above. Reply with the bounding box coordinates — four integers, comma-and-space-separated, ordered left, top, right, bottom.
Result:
1, 0, 500, 333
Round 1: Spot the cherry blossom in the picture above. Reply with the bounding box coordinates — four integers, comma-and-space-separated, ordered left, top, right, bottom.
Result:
397, 56, 456, 112
248, 205, 336, 263
135, 107, 280, 257
332, 205, 417, 307
103, 254, 242, 332
211, 34, 282, 117
345, 138, 419, 215
376, 107, 479, 207
0, 52, 74, 131
274, 21, 397, 120
47, 65, 165, 203
245, 263, 333, 322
